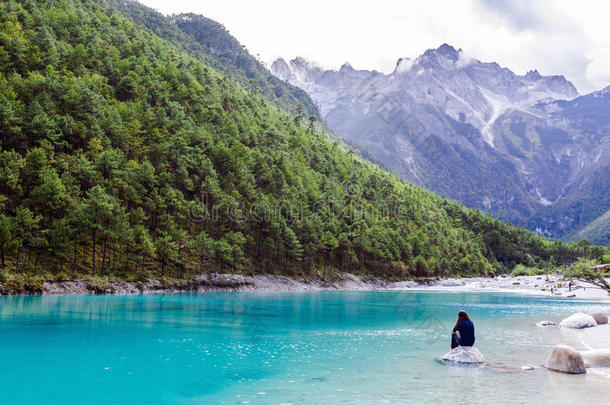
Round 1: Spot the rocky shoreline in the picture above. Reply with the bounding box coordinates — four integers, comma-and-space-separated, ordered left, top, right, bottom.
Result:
9, 273, 398, 296
1, 273, 608, 298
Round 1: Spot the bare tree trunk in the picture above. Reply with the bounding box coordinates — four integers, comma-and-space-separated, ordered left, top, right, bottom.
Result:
111, 247, 116, 273
34, 251, 40, 274
72, 239, 77, 277
579, 277, 610, 293
91, 229, 96, 276
82, 239, 87, 266
15, 246, 21, 273
101, 233, 108, 276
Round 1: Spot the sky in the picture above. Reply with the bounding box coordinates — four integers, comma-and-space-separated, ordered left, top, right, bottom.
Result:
138, 0, 610, 93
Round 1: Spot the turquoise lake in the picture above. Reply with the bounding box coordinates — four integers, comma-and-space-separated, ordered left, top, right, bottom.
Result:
1, 291, 610, 404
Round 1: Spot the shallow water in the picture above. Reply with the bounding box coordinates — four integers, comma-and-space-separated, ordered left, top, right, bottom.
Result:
0, 291, 609, 404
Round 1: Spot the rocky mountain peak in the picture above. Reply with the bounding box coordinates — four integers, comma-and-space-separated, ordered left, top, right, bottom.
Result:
393, 57, 414, 74
270, 57, 292, 81
421, 43, 460, 62
521, 70, 578, 98
524, 69, 542, 80
285, 57, 324, 85
436, 43, 460, 60
340, 62, 354, 71
289, 56, 314, 71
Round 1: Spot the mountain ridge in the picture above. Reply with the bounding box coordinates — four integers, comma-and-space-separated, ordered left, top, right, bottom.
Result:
107, 0, 321, 119
272, 44, 609, 244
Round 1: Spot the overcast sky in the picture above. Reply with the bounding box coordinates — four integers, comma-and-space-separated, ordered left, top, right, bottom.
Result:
139, 0, 610, 93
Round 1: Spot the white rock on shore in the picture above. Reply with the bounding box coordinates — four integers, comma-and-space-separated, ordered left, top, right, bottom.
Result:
536, 320, 555, 327
589, 312, 608, 325
547, 345, 586, 374
520, 365, 535, 370
559, 313, 597, 329
442, 346, 486, 364
581, 349, 610, 368
579, 324, 610, 378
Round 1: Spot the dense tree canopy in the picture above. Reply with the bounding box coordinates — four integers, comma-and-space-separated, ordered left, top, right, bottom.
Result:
0, 0, 604, 289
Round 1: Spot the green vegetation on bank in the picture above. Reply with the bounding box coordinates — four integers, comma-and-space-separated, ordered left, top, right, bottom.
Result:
0, 0, 606, 290
565, 209, 610, 246
565, 259, 610, 293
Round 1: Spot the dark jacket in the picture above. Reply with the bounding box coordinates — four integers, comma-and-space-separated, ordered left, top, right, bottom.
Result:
453, 319, 475, 346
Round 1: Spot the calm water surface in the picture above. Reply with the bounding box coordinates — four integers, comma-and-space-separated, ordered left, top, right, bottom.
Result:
1, 291, 609, 404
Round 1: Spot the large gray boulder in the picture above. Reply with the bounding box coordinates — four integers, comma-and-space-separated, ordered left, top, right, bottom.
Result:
588, 312, 608, 325
442, 346, 486, 364
559, 313, 597, 329
581, 349, 610, 368
547, 345, 586, 374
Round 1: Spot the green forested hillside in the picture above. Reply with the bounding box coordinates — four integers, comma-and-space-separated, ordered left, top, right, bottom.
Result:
566, 210, 610, 246
0, 0, 602, 288
107, 0, 320, 119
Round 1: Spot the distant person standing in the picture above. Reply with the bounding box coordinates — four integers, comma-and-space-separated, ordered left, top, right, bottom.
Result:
451, 310, 475, 349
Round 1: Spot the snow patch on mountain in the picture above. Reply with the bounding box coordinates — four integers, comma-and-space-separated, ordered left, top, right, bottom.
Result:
395, 58, 415, 74
478, 87, 511, 146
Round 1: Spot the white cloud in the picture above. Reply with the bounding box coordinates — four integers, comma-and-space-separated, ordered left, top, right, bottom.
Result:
455, 50, 475, 70
137, 0, 610, 93
585, 48, 610, 90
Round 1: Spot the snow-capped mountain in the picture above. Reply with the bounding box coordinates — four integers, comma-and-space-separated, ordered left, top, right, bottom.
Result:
272, 44, 610, 243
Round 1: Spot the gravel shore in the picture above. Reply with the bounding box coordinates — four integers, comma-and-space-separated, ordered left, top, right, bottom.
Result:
0, 273, 598, 299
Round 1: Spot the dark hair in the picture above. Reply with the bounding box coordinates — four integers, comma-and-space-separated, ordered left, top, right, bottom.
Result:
456, 310, 471, 323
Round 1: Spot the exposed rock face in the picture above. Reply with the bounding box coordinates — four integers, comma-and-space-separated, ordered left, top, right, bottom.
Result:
271, 45, 610, 243
40, 276, 255, 295
559, 313, 598, 329
581, 349, 610, 368
42, 280, 141, 295
28, 273, 396, 296
536, 320, 556, 327
547, 345, 586, 374
270, 58, 293, 82
442, 346, 486, 364
588, 312, 608, 325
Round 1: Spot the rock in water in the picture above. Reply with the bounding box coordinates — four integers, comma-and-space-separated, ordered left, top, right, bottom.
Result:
442, 346, 486, 364
588, 312, 608, 325
559, 313, 597, 329
581, 349, 610, 368
536, 320, 555, 327
547, 345, 586, 374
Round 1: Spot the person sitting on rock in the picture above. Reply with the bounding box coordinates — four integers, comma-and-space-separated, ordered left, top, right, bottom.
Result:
451, 310, 475, 349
